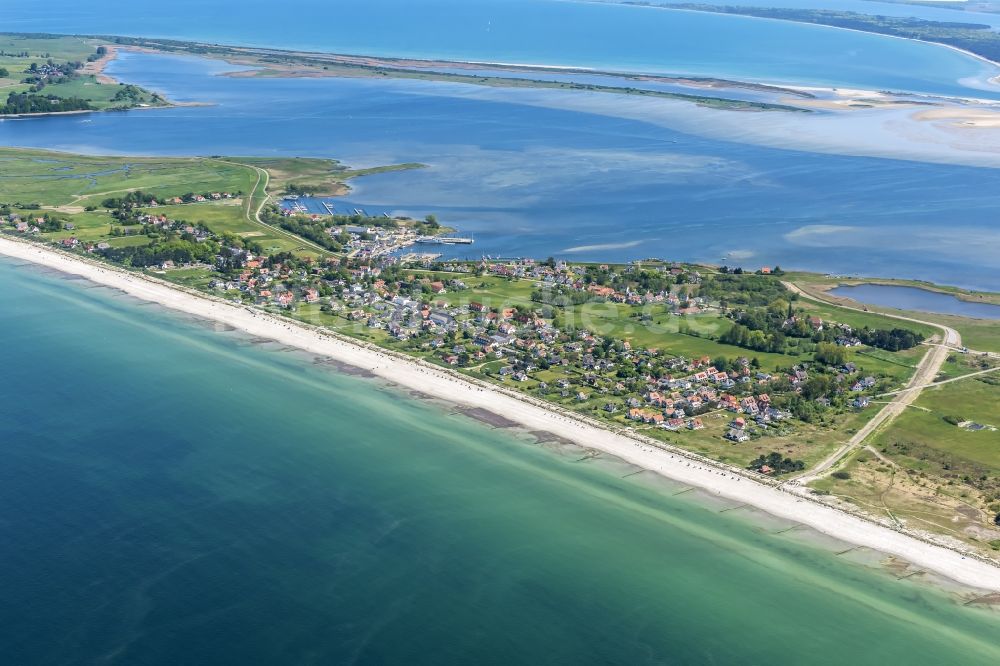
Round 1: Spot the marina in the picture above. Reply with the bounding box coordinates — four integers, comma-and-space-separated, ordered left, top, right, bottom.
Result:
276, 196, 474, 256
277, 196, 386, 218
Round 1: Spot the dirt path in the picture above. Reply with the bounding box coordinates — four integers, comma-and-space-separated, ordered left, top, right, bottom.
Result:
877, 364, 1000, 398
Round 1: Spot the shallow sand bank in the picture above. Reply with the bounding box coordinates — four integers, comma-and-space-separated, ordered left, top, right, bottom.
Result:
915, 106, 1000, 128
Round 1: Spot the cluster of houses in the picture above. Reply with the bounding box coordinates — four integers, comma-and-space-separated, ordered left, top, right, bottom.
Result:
5, 206, 217, 250
276, 213, 440, 260
331, 224, 424, 260
150, 192, 234, 207
5, 213, 101, 250
23, 61, 78, 81
8, 213, 41, 234
188, 250, 894, 444
620, 364, 788, 437
783, 314, 867, 347
9, 204, 895, 446
133, 214, 214, 241
480, 259, 705, 310
208, 251, 319, 306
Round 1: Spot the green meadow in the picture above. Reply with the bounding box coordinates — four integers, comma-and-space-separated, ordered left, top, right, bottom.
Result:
0, 148, 255, 207
0, 148, 320, 256
0, 34, 163, 112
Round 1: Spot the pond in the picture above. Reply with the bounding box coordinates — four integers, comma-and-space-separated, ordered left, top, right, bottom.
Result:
830, 284, 1000, 320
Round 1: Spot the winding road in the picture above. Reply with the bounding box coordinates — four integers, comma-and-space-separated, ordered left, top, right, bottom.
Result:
782, 281, 961, 485
211, 159, 331, 256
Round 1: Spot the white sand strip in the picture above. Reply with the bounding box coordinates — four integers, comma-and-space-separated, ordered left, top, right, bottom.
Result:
2, 236, 998, 593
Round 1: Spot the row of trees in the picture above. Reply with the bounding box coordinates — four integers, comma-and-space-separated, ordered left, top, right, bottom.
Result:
719, 323, 787, 353
102, 190, 159, 210
855, 327, 923, 352
700, 273, 789, 308
99, 239, 219, 268
748, 452, 805, 475
1, 92, 92, 114
264, 209, 344, 252
86, 46, 108, 62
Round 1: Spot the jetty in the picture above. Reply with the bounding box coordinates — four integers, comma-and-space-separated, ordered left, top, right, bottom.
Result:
415, 236, 474, 245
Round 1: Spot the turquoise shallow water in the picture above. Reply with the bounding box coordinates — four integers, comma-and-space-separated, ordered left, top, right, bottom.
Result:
1, 258, 998, 664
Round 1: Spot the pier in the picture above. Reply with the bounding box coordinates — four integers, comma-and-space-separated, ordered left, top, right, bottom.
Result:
415, 236, 475, 245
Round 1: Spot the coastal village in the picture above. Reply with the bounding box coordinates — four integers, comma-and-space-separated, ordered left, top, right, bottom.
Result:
7, 149, 997, 542
2, 196, 923, 474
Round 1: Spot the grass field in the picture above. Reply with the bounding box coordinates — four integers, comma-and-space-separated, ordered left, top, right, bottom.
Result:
0, 148, 256, 207
0, 148, 332, 256
812, 449, 1000, 549
0, 35, 101, 63
812, 370, 1000, 551
234, 157, 424, 197
935, 352, 998, 382
874, 375, 1000, 471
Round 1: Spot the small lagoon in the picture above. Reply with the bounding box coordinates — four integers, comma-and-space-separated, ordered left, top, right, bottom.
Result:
831, 283, 1000, 320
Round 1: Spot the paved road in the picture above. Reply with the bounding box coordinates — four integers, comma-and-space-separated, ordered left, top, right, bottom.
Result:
211, 159, 331, 256
782, 281, 961, 484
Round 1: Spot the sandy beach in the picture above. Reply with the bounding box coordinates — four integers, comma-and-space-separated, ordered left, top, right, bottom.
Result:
81, 44, 119, 84
2, 235, 999, 593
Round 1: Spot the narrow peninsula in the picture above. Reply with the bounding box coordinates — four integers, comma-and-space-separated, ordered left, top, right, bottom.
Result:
3, 146, 1000, 586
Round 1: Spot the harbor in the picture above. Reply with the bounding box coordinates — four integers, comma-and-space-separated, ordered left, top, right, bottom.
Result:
278, 196, 472, 260
278, 195, 386, 219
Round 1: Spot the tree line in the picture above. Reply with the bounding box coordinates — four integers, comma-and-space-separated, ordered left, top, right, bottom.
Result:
1, 92, 93, 114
